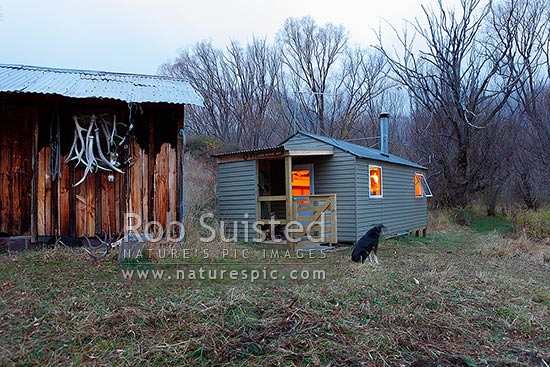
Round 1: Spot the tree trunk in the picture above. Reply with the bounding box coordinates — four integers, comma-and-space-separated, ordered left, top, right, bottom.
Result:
486, 183, 501, 217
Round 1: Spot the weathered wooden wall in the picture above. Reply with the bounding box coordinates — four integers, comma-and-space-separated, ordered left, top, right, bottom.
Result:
36, 148, 127, 237
0, 96, 183, 240
0, 106, 36, 236
35, 142, 178, 237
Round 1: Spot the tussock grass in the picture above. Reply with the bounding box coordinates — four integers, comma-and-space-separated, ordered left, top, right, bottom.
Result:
513, 208, 550, 241
428, 209, 459, 232
0, 225, 549, 366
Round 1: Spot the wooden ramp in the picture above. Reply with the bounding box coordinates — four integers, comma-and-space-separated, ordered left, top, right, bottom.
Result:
255, 239, 337, 252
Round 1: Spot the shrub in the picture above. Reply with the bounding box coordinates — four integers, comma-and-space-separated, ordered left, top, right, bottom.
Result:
512, 207, 550, 240
185, 134, 228, 157
184, 152, 217, 221
427, 209, 457, 232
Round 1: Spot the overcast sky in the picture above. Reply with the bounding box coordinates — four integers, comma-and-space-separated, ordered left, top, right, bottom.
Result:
0, 0, 450, 75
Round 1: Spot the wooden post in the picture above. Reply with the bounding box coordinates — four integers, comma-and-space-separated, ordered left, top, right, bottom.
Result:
147, 111, 155, 223
68, 164, 76, 237
331, 194, 338, 244
284, 155, 293, 246
30, 110, 39, 243
290, 199, 298, 252
175, 107, 184, 225
94, 173, 102, 235
120, 109, 129, 234
51, 172, 59, 237
255, 160, 261, 240
49, 107, 59, 238
284, 156, 293, 223
122, 165, 129, 235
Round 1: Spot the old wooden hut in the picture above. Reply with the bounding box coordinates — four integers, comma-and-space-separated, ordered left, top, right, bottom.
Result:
215, 116, 432, 247
0, 64, 203, 250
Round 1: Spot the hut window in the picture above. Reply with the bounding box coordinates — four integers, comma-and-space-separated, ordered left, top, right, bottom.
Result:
369, 165, 383, 197
415, 172, 433, 197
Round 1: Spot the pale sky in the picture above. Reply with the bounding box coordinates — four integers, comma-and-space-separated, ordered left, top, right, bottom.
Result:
0, 0, 451, 75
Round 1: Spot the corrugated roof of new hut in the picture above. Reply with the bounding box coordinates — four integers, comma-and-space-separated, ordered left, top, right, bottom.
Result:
0, 64, 203, 106
280, 131, 426, 169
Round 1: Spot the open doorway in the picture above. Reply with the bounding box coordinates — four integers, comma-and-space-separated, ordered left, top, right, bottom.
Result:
292, 164, 314, 204
257, 159, 285, 220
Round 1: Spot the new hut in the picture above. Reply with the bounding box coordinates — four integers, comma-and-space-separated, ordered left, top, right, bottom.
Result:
215, 114, 431, 247
0, 64, 203, 250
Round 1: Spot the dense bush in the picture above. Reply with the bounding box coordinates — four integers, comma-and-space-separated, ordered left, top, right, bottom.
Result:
185, 134, 229, 157
184, 152, 217, 220
512, 208, 550, 240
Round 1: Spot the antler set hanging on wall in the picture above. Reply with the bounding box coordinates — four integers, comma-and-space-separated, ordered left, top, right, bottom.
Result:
66, 114, 129, 186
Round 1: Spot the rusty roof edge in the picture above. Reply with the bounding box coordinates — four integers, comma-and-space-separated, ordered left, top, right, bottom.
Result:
0, 63, 204, 106
211, 146, 285, 158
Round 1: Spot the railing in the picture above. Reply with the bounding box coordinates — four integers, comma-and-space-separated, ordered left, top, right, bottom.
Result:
257, 195, 288, 224
291, 194, 337, 244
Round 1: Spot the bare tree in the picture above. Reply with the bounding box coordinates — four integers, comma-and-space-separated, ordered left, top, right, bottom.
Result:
160, 38, 282, 149
277, 16, 348, 134
160, 42, 232, 141
376, 0, 521, 215
335, 47, 392, 139
223, 40, 283, 147
490, 0, 550, 210
507, 0, 550, 164
277, 17, 391, 139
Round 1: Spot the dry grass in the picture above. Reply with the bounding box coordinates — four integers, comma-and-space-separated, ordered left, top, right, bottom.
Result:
512, 208, 550, 241
427, 209, 460, 232
0, 224, 549, 366
184, 153, 217, 224
480, 231, 547, 263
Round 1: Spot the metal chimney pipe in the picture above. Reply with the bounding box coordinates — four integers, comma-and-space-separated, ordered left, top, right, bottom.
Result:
380, 112, 389, 156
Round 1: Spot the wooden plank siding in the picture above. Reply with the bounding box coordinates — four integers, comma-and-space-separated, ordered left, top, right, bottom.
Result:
282, 133, 428, 243
356, 160, 427, 238
127, 140, 148, 233
32, 142, 179, 238
217, 160, 258, 242
0, 99, 184, 240
154, 142, 178, 233
59, 158, 70, 235
0, 106, 35, 236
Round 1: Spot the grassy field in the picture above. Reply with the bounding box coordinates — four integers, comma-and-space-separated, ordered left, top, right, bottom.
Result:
0, 216, 548, 366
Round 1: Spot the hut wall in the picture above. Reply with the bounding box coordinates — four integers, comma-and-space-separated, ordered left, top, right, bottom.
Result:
217, 160, 258, 242
283, 133, 428, 242
0, 105, 36, 236
356, 160, 427, 237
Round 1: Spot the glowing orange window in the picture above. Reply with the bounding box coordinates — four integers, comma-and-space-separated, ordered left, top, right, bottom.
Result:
415, 172, 423, 196
369, 166, 382, 197
292, 169, 311, 204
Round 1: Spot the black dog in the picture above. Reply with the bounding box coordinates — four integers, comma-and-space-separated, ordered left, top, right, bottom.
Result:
351, 224, 385, 264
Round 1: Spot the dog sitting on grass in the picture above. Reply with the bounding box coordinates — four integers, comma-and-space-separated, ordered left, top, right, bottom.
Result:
351, 224, 385, 264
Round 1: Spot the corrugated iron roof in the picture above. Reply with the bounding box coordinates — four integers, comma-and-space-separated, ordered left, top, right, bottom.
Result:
281, 131, 426, 169
0, 64, 203, 106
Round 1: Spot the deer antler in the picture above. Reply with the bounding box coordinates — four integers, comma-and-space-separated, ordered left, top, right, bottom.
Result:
94, 125, 124, 173
68, 114, 127, 187
66, 116, 88, 165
